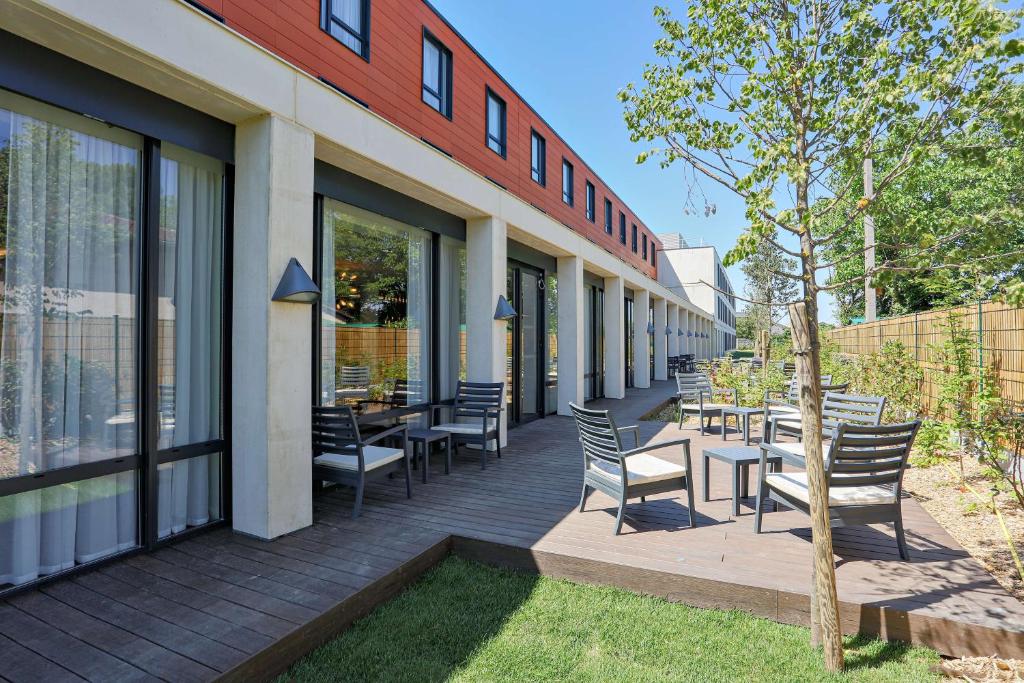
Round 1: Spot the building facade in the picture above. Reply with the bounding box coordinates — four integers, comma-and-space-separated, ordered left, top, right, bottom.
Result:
657, 236, 737, 357
0, 0, 712, 593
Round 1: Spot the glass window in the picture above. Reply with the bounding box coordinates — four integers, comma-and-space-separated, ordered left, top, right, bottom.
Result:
323, 0, 369, 59
585, 181, 595, 222
650, 244, 656, 266
0, 90, 142, 586
631, 224, 638, 253
486, 89, 506, 157
530, 131, 545, 186
422, 32, 452, 118
320, 199, 432, 409
156, 143, 225, 538
642, 233, 648, 260
438, 236, 466, 400
545, 273, 557, 414
561, 159, 573, 206
604, 199, 612, 234
619, 212, 626, 244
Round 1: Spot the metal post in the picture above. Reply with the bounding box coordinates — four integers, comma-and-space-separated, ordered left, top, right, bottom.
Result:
864, 158, 876, 322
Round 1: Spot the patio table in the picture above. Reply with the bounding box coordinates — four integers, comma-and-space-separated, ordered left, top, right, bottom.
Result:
702, 445, 782, 517
721, 406, 762, 445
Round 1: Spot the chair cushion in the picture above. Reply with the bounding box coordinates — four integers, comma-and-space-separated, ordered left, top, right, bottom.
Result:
431, 420, 497, 435
336, 388, 370, 399
314, 446, 404, 472
765, 472, 897, 506
678, 403, 732, 412
589, 454, 686, 486
764, 441, 829, 459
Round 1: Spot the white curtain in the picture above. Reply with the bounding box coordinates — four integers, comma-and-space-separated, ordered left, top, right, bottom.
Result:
438, 237, 465, 400
157, 144, 223, 539
406, 230, 431, 407
0, 94, 140, 586
320, 210, 337, 405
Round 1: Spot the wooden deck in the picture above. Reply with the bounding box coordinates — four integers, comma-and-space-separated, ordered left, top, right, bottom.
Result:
2, 380, 1023, 682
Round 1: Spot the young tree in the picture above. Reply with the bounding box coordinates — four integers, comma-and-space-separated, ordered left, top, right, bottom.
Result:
741, 232, 799, 333
620, 0, 1021, 670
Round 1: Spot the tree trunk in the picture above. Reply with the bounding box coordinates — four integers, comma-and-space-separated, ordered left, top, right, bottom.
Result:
790, 300, 844, 671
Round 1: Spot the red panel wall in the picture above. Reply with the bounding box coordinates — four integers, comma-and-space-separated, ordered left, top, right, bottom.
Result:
205, 0, 659, 277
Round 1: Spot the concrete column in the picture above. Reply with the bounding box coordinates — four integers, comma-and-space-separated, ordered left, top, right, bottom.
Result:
667, 304, 679, 358
632, 289, 651, 389
232, 114, 314, 540
687, 311, 696, 358
466, 216, 508, 446
653, 297, 668, 381
556, 255, 584, 416
603, 276, 625, 399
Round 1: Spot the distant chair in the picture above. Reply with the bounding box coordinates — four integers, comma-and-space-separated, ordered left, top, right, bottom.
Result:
359, 378, 426, 418
763, 374, 844, 423
430, 381, 504, 469
311, 406, 412, 518
755, 421, 921, 560
570, 403, 695, 535
335, 366, 372, 402
761, 391, 887, 463
675, 372, 738, 436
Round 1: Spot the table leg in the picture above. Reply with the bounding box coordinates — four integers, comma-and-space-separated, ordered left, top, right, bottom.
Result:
702, 454, 710, 502
732, 463, 741, 517
741, 463, 749, 498
421, 441, 429, 484
445, 436, 452, 474
721, 413, 727, 440
743, 414, 751, 446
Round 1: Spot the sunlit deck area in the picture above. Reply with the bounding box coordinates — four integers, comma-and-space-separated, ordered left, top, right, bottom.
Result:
2, 382, 1022, 682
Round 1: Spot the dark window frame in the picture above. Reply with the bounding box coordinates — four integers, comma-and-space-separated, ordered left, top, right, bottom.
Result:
631, 224, 638, 253
421, 29, 453, 119
561, 158, 574, 206
530, 129, 546, 186
585, 181, 595, 222
642, 233, 647, 259
604, 199, 613, 234
619, 212, 626, 244
485, 87, 507, 158
320, 0, 372, 61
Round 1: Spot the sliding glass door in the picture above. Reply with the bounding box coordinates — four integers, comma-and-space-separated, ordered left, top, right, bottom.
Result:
0, 89, 229, 592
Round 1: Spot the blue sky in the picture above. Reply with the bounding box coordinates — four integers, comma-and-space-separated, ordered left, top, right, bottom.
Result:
429, 0, 840, 324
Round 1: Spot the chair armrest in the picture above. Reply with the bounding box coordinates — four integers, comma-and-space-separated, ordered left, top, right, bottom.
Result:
429, 403, 452, 426
714, 387, 738, 405
363, 424, 408, 446
616, 425, 640, 449
621, 437, 691, 458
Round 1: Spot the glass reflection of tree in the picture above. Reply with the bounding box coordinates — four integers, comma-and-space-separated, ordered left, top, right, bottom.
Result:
330, 214, 410, 326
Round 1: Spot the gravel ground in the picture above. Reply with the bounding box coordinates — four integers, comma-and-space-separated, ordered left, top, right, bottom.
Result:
903, 457, 1024, 602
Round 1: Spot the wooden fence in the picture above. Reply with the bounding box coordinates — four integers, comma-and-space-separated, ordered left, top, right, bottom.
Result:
827, 302, 1024, 413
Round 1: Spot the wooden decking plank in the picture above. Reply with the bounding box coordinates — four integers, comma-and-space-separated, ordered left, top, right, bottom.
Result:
0, 631, 84, 683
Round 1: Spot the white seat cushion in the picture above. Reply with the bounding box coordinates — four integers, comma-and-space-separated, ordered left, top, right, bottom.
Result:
314, 446, 404, 472
765, 472, 896, 506
431, 420, 496, 435
336, 388, 370, 399
589, 454, 686, 486
765, 441, 829, 459
678, 403, 732, 412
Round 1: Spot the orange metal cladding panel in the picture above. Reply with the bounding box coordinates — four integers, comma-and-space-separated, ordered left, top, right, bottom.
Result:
213, 0, 659, 278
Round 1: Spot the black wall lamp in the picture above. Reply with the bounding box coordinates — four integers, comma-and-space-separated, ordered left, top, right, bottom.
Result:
493, 295, 517, 321
272, 258, 320, 303
646, 321, 655, 335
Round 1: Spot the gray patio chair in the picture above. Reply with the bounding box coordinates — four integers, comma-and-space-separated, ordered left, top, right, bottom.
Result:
570, 403, 695, 535
311, 405, 412, 518
335, 365, 372, 402
675, 372, 737, 435
754, 420, 921, 560
762, 391, 887, 462
763, 374, 847, 423
430, 381, 504, 469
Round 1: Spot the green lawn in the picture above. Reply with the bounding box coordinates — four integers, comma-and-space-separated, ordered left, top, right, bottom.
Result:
280, 557, 940, 683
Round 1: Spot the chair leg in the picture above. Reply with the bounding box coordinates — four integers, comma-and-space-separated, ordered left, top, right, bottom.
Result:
352, 479, 365, 519
579, 484, 590, 512
686, 476, 697, 528
614, 499, 626, 535
894, 511, 910, 561
496, 429, 502, 458
480, 436, 487, 469
698, 410, 705, 436
405, 449, 414, 498
677, 405, 685, 429
754, 484, 764, 533
444, 436, 452, 474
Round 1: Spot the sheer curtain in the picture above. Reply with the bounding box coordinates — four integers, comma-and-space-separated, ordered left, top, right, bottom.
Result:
157, 144, 223, 539
320, 211, 337, 405
406, 230, 431, 406
0, 93, 140, 586
438, 237, 466, 399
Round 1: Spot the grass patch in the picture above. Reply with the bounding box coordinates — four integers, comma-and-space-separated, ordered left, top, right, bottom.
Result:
280, 557, 939, 682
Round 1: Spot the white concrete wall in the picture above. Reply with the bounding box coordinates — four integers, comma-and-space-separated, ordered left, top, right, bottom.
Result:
653, 297, 667, 381
466, 216, 508, 446
667, 304, 679, 358
603, 276, 625, 399
632, 289, 650, 389
557, 255, 584, 415
232, 114, 315, 540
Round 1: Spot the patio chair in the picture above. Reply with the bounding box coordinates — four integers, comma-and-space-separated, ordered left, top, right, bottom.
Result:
430, 381, 504, 469
754, 420, 921, 560
761, 391, 886, 462
675, 372, 738, 435
763, 374, 846, 423
570, 403, 696, 535
311, 405, 412, 518
357, 378, 427, 422
335, 365, 372, 402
